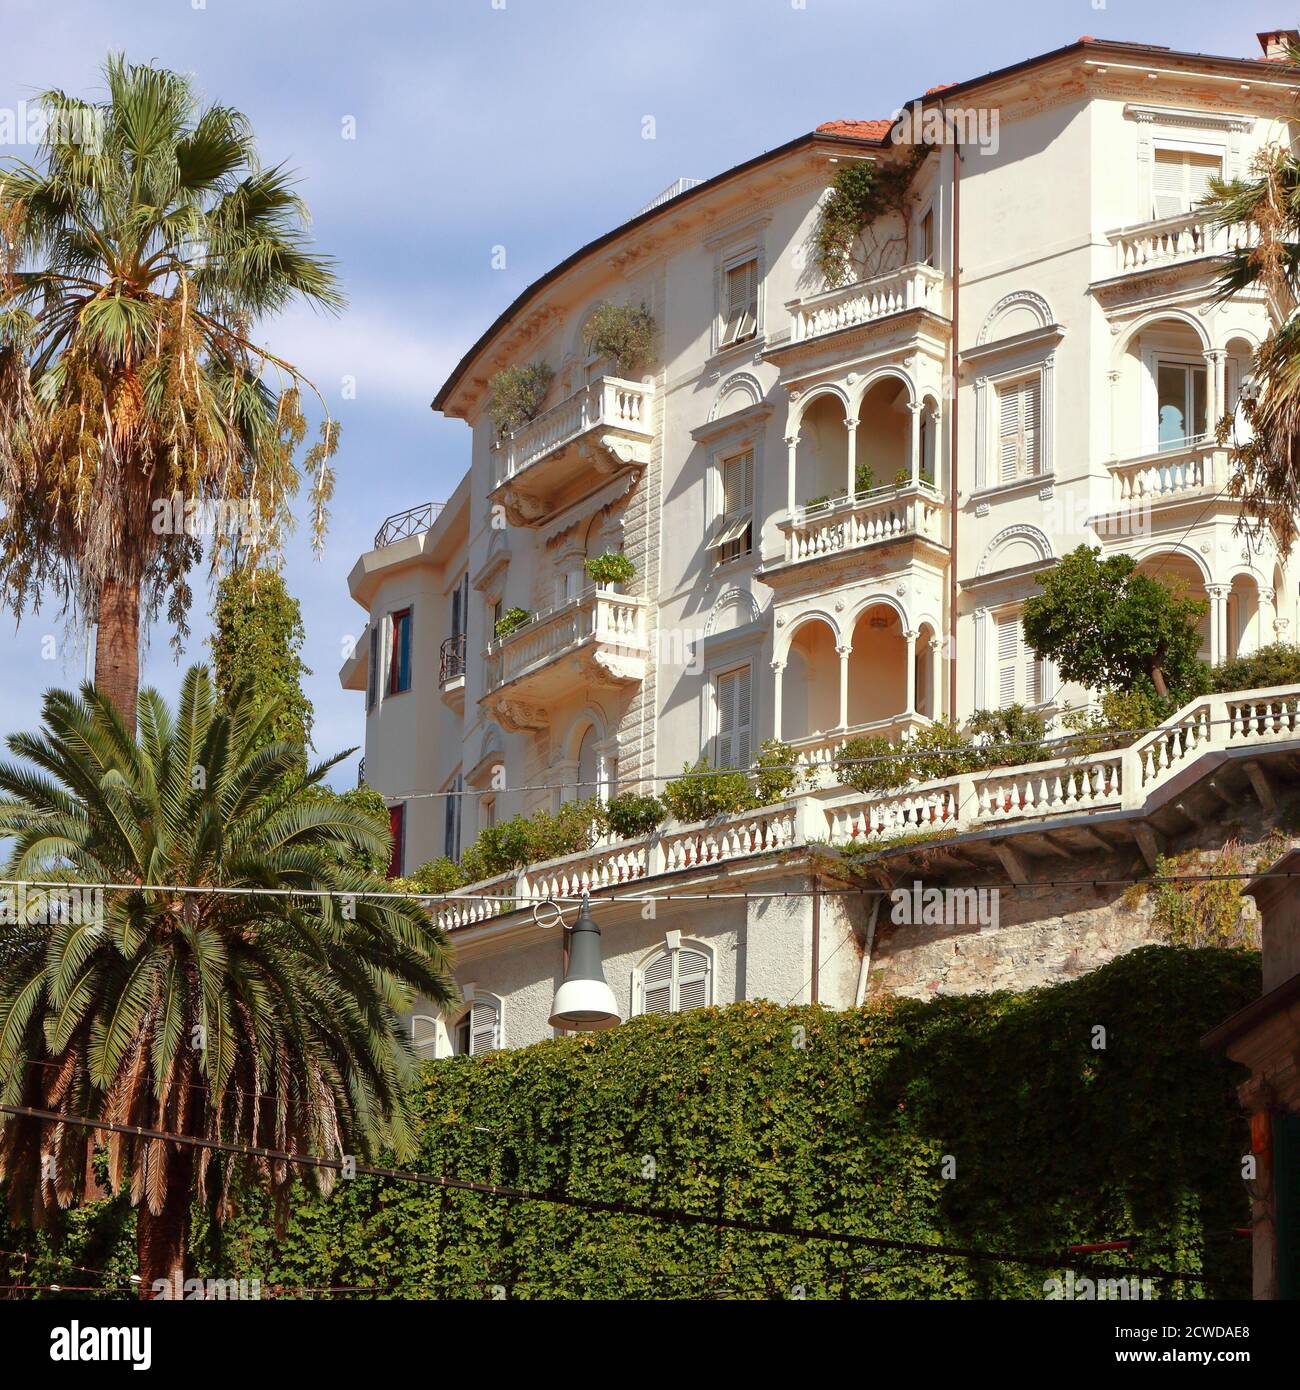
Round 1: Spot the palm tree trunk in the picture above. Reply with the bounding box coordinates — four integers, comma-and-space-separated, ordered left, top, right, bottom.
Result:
95, 578, 140, 723
136, 1145, 194, 1299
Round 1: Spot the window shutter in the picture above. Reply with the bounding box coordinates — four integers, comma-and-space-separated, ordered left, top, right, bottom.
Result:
470, 999, 500, 1055
997, 615, 1019, 707
367, 624, 378, 710
388, 804, 404, 878
998, 379, 1039, 482
1153, 150, 1222, 218
676, 947, 711, 1011
722, 259, 758, 344
722, 450, 753, 514
642, 950, 673, 1015
716, 667, 751, 768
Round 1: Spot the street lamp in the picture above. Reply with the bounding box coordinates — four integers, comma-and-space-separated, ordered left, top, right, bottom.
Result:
548, 893, 621, 1031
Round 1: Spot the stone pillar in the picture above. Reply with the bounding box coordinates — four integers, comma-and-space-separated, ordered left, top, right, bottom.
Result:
1107, 369, 1122, 461
786, 434, 799, 515
837, 644, 852, 730
903, 629, 918, 717
908, 400, 925, 486
1207, 585, 1230, 664
929, 635, 945, 720
771, 660, 785, 741
843, 418, 859, 498
1205, 349, 1227, 436
1263, 586, 1278, 644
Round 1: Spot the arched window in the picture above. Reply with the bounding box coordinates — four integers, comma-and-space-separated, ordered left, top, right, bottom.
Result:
633, 941, 713, 1016
453, 994, 502, 1055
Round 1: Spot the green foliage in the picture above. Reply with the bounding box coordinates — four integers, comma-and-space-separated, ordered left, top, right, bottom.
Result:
458, 800, 605, 883
1146, 843, 1261, 950
854, 462, 877, 494
16, 946, 1253, 1299
584, 551, 635, 587
803, 494, 832, 509
965, 705, 1048, 769
394, 857, 466, 896
1209, 641, 1300, 693
900, 719, 972, 781
493, 607, 531, 640
601, 792, 666, 840
582, 302, 655, 376
210, 567, 314, 748
834, 734, 910, 794
813, 154, 925, 288
752, 739, 805, 804
331, 785, 394, 876
1022, 546, 1208, 702
1060, 686, 1174, 754
660, 759, 754, 823
488, 362, 554, 436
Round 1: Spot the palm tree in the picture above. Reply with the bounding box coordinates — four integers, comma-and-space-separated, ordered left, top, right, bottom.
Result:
0, 56, 342, 720
1209, 139, 1300, 553
0, 667, 454, 1295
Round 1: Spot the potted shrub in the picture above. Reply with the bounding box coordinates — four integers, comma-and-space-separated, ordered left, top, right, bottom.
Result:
582, 302, 656, 376
584, 551, 636, 590
494, 606, 531, 640
488, 361, 554, 438
600, 792, 666, 840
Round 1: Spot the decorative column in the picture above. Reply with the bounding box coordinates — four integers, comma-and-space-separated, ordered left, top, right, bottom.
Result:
1204, 349, 1227, 435
929, 635, 945, 720
785, 434, 799, 515
1207, 585, 1230, 664
1107, 369, 1122, 461
908, 400, 925, 486
843, 418, 859, 498
771, 660, 785, 741
903, 629, 918, 718
836, 644, 852, 730
1262, 586, 1278, 645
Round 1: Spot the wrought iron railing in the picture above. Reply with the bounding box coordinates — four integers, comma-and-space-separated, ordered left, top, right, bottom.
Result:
440, 633, 467, 685
373, 501, 445, 549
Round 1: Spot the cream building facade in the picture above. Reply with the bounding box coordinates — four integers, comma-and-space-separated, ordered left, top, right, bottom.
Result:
341, 31, 1300, 1057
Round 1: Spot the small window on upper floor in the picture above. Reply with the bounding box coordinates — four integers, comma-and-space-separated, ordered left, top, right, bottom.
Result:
1152, 148, 1222, 220
366, 623, 379, 712
634, 941, 714, 1016
995, 610, 1043, 710
996, 377, 1040, 483
721, 257, 758, 347
710, 449, 754, 564
387, 608, 413, 695
454, 995, 502, 1055
920, 207, 935, 267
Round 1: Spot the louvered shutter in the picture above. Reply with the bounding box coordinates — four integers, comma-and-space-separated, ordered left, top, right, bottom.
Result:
1153, 150, 1222, 218
470, 999, 500, 1055
722, 450, 753, 514
997, 615, 1018, 707
722, 259, 757, 344
998, 379, 1039, 481
716, 667, 751, 769
676, 947, 711, 1011
367, 623, 378, 710
641, 950, 673, 1014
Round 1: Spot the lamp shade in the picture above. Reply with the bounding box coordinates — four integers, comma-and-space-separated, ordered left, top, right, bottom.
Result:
548, 895, 621, 1031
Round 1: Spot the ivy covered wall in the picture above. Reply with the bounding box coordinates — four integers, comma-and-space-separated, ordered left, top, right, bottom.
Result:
2, 946, 1260, 1299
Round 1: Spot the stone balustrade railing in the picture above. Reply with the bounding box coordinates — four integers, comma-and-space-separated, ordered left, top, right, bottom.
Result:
787, 262, 946, 344
780, 482, 944, 565
484, 589, 648, 694
490, 376, 654, 489
1110, 441, 1223, 505
428, 684, 1300, 929
1108, 210, 1254, 274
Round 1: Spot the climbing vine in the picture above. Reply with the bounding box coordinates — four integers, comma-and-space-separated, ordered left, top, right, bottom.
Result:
813, 151, 927, 288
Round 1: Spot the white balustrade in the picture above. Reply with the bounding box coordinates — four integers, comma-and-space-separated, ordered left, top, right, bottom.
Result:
1111, 443, 1221, 504
1109, 211, 1255, 274
491, 376, 653, 488
788, 262, 946, 343
782, 484, 943, 565
484, 590, 648, 694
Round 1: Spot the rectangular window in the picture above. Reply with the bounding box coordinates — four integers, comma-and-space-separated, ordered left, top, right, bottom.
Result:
388, 608, 412, 695
712, 449, 754, 563
714, 665, 752, 769
387, 803, 405, 878
997, 378, 1040, 482
995, 611, 1042, 709
1156, 361, 1207, 450
450, 572, 468, 641
444, 772, 463, 861
920, 208, 934, 267
720, 257, 758, 347
1152, 148, 1222, 220
366, 623, 379, 711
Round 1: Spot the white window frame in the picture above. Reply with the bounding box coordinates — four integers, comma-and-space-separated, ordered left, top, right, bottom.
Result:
710, 446, 755, 565
1142, 347, 1209, 455
994, 375, 1042, 484
973, 357, 1056, 497
986, 604, 1049, 711
719, 253, 759, 349
452, 991, 503, 1056
632, 939, 714, 1017
1150, 141, 1225, 220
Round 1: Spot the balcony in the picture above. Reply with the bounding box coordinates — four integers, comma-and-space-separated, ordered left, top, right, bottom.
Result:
1092, 440, 1234, 538
480, 588, 648, 731
762, 482, 947, 587
374, 500, 445, 549
784, 262, 946, 348
1106, 208, 1254, 278
490, 376, 655, 527
439, 633, 467, 712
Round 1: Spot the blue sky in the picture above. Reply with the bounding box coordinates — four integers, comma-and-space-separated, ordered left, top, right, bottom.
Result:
0, 0, 1287, 781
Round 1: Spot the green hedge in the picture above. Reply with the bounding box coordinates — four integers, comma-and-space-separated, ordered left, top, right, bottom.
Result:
3, 946, 1259, 1299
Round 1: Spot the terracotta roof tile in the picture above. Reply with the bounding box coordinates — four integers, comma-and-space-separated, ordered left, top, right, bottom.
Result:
815, 118, 894, 141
